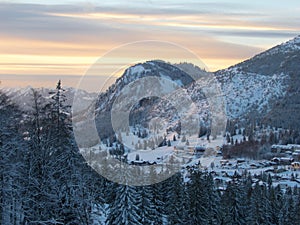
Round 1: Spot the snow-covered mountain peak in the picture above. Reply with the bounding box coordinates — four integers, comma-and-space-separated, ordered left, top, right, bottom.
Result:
96, 60, 196, 112
115, 60, 195, 89
247, 35, 300, 63
213, 35, 300, 127
266, 35, 300, 54
282, 35, 300, 48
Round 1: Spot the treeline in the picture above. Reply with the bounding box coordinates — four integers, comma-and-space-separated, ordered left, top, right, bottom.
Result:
107, 170, 300, 225
223, 120, 300, 159
1, 82, 300, 224
0, 82, 106, 224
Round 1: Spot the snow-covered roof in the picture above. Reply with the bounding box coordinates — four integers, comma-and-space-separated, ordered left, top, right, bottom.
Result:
287, 144, 300, 149
271, 144, 293, 150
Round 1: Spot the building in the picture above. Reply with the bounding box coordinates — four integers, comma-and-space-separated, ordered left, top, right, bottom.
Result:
287, 144, 300, 150
291, 162, 300, 170
292, 150, 300, 160
271, 157, 294, 165
271, 144, 293, 153
194, 146, 206, 153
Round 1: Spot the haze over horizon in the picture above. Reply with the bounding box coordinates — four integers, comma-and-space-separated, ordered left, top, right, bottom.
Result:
0, 0, 299, 90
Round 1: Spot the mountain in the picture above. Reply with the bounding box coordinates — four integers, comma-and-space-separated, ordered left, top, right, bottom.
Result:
2, 36, 300, 139
0, 86, 96, 113
94, 60, 209, 140
216, 35, 300, 128
93, 35, 300, 142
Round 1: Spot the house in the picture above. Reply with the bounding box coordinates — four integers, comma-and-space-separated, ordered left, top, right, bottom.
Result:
220, 160, 229, 166
291, 162, 300, 170
271, 157, 280, 163
215, 146, 222, 151
237, 158, 246, 164
292, 150, 300, 160
250, 163, 260, 169
271, 144, 300, 153
280, 157, 294, 165
287, 144, 300, 150
130, 160, 157, 166
187, 146, 195, 154
271, 157, 294, 165
217, 150, 223, 156
174, 145, 185, 151
271, 144, 293, 153
194, 146, 206, 153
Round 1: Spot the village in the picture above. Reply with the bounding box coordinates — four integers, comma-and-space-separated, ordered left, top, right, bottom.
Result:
84, 128, 300, 191
124, 138, 300, 190
186, 143, 300, 190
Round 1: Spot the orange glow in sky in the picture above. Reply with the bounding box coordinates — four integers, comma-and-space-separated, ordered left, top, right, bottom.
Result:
0, 1, 299, 89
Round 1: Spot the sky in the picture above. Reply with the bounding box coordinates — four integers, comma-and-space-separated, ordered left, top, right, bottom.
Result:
0, 0, 300, 91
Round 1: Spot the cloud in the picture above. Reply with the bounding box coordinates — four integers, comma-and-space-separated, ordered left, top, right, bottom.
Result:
1, 2, 299, 42
0, 1, 299, 80
0, 3, 266, 53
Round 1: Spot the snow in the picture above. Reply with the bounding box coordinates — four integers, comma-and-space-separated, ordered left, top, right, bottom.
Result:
130, 65, 145, 75
217, 70, 289, 118
255, 35, 300, 59
160, 74, 183, 87
91, 203, 109, 225
127, 147, 173, 163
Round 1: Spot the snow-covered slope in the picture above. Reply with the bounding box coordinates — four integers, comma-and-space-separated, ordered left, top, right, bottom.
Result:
94, 60, 204, 139
94, 34, 300, 140
258, 35, 300, 59
216, 68, 289, 119
215, 35, 300, 127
